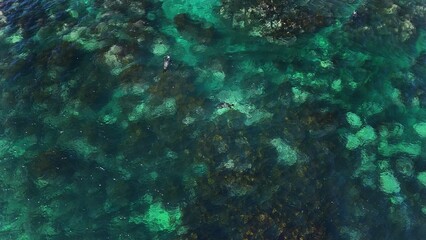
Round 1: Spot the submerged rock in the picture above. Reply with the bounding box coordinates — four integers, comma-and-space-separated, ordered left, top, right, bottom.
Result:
220, 0, 334, 44
270, 138, 302, 166
380, 171, 401, 194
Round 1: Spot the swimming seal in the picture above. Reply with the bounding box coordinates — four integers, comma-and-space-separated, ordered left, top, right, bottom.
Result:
163, 55, 171, 71
216, 102, 234, 109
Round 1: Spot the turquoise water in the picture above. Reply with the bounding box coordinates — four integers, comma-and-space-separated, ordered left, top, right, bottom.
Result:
0, 0, 426, 239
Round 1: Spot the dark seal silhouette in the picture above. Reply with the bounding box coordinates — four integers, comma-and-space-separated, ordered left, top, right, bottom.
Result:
163, 55, 171, 71
216, 102, 234, 109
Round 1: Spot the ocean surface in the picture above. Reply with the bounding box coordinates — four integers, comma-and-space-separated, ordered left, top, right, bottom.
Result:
0, 0, 425, 239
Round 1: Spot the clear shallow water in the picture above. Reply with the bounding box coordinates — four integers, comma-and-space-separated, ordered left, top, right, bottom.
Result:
0, 0, 426, 239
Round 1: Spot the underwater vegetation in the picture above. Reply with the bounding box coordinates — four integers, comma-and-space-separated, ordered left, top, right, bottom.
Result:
0, 0, 425, 239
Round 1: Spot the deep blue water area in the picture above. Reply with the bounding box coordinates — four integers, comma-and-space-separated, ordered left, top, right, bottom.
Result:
0, 0, 426, 239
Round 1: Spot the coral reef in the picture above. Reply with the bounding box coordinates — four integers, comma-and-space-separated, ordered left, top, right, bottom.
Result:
0, 0, 425, 239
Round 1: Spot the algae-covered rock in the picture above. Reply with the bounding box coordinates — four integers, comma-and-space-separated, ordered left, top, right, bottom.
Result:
353, 150, 377, 188
292, 87, 309, 103
129, 98, 177, 121
244, 109, 273, 126
395, 158, 414, 177
345, 126, 376, 150
331, 79, 342, 92
270, 138, 299, 166
355, 126, 376, 144
129, 102, 148, 122
413, 122, 426, 138
346, 134, 361, 150
417, 172, 426, 187
346, 112, 362, 128
152, 41, 169, 56
380, 172, 400, 194
148, 98, 177, 119
219, 0, 334, 44
378, 141, 421, 157
130, 202, 182, 232
162, 0, 221, 23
